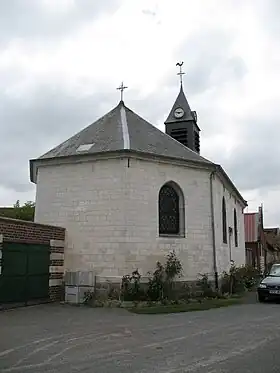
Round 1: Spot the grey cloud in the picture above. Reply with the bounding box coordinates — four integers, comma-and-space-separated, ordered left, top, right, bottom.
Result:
0, 0, 121, 45
0, 82, 117, 193
175, 28, 247, 95
215, 107, 280, 192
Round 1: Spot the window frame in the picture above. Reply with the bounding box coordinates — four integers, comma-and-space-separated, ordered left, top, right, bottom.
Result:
158, 181, 185, 238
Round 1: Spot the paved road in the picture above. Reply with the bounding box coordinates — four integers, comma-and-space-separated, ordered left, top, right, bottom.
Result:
1, 300, 280, 373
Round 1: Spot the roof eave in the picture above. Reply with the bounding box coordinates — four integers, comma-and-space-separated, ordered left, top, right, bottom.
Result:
30, 151, 246, 207
29, 149, 215, 183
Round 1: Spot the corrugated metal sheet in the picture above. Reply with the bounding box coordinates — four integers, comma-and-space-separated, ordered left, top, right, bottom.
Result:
244, 213, 259, 242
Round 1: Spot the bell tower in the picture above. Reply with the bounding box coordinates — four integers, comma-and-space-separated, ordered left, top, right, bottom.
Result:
165, 62, 200, 153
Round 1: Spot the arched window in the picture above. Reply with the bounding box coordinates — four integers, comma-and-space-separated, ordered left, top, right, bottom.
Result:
158, 182, 185, 236
234, 208, 238, 247
222, 197, 227, 244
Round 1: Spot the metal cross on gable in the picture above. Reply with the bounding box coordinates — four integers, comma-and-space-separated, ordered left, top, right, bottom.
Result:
116, 82, 128, 101
176, 61, 185, 86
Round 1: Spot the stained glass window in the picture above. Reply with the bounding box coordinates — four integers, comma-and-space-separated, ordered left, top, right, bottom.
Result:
159, 185, 180, 235
222, 197, 227, 244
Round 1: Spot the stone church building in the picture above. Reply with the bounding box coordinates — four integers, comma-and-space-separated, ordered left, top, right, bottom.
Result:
30, 77, 246, 284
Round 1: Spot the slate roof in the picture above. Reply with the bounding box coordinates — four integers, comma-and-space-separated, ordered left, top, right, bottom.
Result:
38, 100, 212, 165
31, 99, 246, 206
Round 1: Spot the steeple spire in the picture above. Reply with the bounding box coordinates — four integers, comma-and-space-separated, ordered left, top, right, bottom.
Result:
164, 62, 200, 154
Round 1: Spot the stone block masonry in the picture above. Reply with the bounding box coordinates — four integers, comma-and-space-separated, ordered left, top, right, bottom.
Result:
0, 217, 65, 303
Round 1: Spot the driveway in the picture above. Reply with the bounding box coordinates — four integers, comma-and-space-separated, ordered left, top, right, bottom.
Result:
1, 301, 280, 373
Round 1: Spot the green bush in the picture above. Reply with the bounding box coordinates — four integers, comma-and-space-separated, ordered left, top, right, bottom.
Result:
220, 263, 260, 295
197, 274, 217, 298
147, 261, 165, 301
121, 269, 146, 301
147, 250, 183, 301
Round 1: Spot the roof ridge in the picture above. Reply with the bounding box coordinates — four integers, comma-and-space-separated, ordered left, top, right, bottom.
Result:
120, 104, 130, 149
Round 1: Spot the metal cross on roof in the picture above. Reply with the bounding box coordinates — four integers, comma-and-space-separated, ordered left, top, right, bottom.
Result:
116, 82, 128, 102
176, 61, 185, 86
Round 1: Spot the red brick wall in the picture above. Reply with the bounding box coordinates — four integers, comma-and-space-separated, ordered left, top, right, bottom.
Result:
0, 217, 65, 243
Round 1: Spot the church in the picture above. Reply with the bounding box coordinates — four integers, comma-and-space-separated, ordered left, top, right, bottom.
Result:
30, 65, 246, 285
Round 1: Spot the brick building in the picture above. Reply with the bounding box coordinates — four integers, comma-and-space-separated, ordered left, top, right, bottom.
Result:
244, 208, 264, 271
244, 206, 280, 272
30, 79, 246, 285
0, 217, 65, 305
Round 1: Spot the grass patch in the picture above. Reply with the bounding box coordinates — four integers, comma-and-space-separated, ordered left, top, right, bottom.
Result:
128, 298, 244, 314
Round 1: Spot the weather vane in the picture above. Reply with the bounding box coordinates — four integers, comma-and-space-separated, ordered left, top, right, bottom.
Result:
116, 82, 128, 101
176, 61, 185, 86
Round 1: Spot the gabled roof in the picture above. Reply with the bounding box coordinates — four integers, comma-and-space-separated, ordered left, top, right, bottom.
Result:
164, 85, 199, 130
37, 100, 211, 165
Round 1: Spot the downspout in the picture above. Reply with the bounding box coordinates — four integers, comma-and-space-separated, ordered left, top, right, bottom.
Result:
210, 170, 219, 290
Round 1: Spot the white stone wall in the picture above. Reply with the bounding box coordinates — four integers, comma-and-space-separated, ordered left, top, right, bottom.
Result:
35, 158, 127, 275
35, 156, 245, 281
120, 158, 214, 280
212, 175, 246, 274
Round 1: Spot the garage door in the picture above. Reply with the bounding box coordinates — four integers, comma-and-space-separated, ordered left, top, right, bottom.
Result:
0, 242, 50, 305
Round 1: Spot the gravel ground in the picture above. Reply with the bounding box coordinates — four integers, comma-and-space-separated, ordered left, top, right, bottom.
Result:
1, 298, 280, 373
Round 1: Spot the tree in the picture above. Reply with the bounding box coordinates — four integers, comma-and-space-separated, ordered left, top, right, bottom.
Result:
0, 200, 35, 221
13, 200, 35, 221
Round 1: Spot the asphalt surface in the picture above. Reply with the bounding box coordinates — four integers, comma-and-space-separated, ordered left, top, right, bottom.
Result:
1, 299, 280, 373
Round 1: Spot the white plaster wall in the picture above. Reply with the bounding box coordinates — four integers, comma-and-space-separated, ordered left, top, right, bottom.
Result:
35, 157, 216, 280
213, 175, 246, 274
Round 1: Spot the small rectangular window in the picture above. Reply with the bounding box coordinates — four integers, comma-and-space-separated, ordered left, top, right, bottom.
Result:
76, 143, 94, 152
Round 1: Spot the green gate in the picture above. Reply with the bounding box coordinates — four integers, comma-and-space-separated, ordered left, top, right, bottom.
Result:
0, 242, 50, 305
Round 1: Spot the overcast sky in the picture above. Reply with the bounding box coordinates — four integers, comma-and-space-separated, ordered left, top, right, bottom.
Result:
0, 0, 279, 226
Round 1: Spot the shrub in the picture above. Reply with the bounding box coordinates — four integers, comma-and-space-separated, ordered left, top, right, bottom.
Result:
147, 250, 183, 301
121, 269, 146, 301
220, 263, 260, 295
175, 282, 191, 301
165, 250, 183, 281
197, 274, 216, 298
147, 261, 165, 301
107, 286, 120, 300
